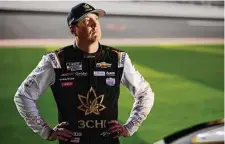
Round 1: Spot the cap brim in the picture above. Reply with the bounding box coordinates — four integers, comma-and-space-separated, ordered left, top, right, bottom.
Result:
91, 9, 106, 17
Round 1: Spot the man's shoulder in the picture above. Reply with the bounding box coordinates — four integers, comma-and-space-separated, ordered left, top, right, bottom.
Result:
44, 45, 74, 57
101, 44, 126, 67
101, 44, 125, 53
50, 45, 74, 54
43, 45, 73, 68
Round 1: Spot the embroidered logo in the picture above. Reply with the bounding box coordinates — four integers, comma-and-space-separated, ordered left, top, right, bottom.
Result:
78, 87, 106, 115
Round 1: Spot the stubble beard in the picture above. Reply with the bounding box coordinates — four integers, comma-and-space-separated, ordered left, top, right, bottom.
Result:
90, 32, 101, 42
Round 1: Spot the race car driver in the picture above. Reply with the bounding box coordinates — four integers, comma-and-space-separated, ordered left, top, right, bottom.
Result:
14, 3, 154, 144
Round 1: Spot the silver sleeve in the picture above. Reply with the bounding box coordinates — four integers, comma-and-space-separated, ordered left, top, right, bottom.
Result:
14, 54, 56, 139
120, 53, 155, 136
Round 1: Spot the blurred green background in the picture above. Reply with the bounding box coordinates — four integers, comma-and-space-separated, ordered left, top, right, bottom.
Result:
0, 44, 223, 144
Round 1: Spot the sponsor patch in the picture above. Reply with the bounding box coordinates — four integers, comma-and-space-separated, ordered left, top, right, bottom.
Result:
100, 131, 110, 137
106, 78, 115, 86
24, 75, 36, 87
24, 113, 45, 126
66, 62, 82, 71
118, 52, 126, 68
94, 71, 105, 76
26, 118, 44, 126
59, 77, 75, 81
34, 67, 43, 73
61, 82, 74, 87
70, 137, 80, 143
49, 53, 61, 68
75, 72, 88, 76
96, 62, 112, 68
130, 119, 141, 126
85, 55, 95, 58
73, 132, 82, 137
61, 72, 74, 77
25, 79, 35, 87
106, 71, 115, 77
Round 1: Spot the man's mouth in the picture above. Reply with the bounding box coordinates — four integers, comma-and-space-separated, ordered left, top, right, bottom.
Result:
91, 31, 98, 35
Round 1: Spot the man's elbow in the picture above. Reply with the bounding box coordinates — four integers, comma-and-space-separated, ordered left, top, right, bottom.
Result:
14, 93, 22, 110
14, 94, 19, 104
144, 90, 154, 115
150, 90, 154, 105
148, 90, 154, 109
14, 92, 25, 107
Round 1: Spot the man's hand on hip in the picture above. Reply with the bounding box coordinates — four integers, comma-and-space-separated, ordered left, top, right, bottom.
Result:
107, 120, 130, 138
47, 122, 73, 141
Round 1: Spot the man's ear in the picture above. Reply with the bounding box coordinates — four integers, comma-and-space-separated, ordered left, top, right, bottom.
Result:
69, 25, 77, 36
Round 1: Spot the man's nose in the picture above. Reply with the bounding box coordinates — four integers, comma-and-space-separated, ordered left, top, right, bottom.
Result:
91, 19, 98, 27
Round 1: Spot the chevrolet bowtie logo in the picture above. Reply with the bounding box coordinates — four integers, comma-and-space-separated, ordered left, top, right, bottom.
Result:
96, 62, 112, 68
78, 87, 106, 115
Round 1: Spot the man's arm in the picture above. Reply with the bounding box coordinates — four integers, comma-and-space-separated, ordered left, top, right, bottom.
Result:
120, 53, 155, 136
14, 54, 55, 139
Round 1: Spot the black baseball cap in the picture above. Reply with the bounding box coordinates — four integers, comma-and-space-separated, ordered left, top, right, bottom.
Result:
67, 3, 105, 26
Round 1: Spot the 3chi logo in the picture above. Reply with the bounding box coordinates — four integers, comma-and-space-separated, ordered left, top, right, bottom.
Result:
83, 4, 92, 11
78, 87, 106, 115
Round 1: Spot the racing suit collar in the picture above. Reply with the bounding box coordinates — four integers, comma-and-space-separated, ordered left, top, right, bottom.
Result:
73, 42, 102, 57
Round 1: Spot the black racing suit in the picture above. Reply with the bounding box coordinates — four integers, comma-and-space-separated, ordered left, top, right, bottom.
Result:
51, 44, 124, 144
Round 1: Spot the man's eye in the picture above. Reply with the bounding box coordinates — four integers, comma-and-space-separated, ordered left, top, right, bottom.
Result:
83, 19, 89, 24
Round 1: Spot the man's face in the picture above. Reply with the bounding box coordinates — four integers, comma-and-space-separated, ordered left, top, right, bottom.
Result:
74, 13, 101, 42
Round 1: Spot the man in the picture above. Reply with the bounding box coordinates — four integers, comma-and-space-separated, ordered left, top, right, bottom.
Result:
14, 3, 154, 144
